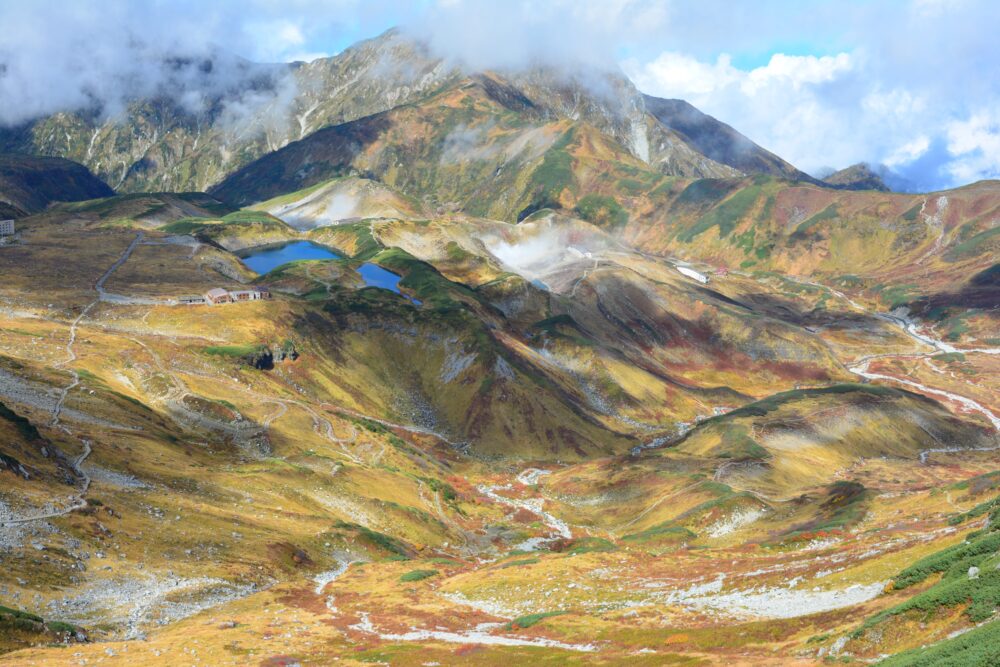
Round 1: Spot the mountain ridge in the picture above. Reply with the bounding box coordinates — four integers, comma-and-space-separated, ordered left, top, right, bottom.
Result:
1, 29, 804, 195
0, 153, 114, 217
642, 95, 816, 183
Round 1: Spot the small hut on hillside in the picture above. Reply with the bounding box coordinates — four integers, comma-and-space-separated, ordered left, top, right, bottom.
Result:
205, 288, 231, 305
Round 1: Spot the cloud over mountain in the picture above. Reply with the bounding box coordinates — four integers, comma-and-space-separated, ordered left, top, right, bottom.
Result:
1, 0, 998, 191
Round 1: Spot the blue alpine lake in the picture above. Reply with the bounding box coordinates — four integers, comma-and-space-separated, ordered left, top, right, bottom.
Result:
240, 241, 341, 274
240, 244, 420, 304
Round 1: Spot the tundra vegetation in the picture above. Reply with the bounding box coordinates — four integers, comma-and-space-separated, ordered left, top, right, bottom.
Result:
0, 28, 998, 667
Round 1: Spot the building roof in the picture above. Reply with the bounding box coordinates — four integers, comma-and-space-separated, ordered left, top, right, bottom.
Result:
205, 288, 229, 299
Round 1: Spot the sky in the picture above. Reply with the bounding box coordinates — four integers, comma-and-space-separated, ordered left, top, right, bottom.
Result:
0, 0, 998, 191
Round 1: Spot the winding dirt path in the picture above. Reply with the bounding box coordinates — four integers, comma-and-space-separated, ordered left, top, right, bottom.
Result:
3, 233, 143, 527
780, 273, 1000, 435
846, 310, 1000, 433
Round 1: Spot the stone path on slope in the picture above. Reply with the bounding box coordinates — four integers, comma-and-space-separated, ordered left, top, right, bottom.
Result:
1, 233, 143, 527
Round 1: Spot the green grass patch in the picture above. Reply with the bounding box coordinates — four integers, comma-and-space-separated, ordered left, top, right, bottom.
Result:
563, 537, 616, 555
622, 524, 697, 543
221, 210, 278, 224
877, 617, 1000, 666
949, 496, 1000, 526
854, 508, 1000, 644
373, 247, 472, 310
506, 611, 567, 630
675, 179, 738, 207
945, 226, 1000, 261
416, 476, 458, 503
526, 128, 576, 211
45, 621, 78, 635
894, 527, 1000, 589
781, 481, 869, 538
203, 344, 260, 357
702, 384, 900, 424
900, 203, 922, 221
574, 194, 628, 228
941, 313, 970, 342
678, 185, 761, 242
617, 177, 648, 194
426, 558, 462, 566
333, 521, 411, 559
399, 569, 438, 583
792, 204, 839, 238
718, 425, 770, 460
352, 416, 389, 435
159, 218, 211, 235
0, 606, 43, 623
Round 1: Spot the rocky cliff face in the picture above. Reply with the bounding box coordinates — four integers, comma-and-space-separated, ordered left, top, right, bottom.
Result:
643, 96, 813, 182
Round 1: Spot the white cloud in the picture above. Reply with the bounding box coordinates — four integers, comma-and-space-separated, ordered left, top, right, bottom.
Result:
945, 110, 1000, 182
411, 0, 670, 71
622, 0, 1000, 191
624, 52, 739, 96
624, 51, 865, 174
0, 0, 377, 125
744, 53, 852, 92
884, 136, 931, 168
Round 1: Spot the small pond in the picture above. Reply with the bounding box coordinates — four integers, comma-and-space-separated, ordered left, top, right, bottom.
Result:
239, 241, 341, 274
358, 263, 421, 305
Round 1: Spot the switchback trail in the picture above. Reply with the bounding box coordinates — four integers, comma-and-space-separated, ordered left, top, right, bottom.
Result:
779, 273, 1000, 435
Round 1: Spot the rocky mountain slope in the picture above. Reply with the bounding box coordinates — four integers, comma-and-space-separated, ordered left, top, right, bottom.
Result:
822, 162, 890, 191
206, 81, 998, 347
643, 96, 814, 182
0, 29, 783, 195
0, 25, 999, 667
0, 154, 113, 218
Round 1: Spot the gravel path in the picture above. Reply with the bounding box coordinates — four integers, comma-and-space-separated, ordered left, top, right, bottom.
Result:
2, 233, 143, 527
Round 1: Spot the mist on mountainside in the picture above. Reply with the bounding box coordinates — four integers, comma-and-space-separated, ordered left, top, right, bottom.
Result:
0, 3, 304, 130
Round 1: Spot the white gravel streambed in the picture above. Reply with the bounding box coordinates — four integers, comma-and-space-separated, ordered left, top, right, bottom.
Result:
478, 472, 572, 552
442, 572, 888, 623
313, 552, 362, 613
656, 575, 888, 619
350, 612, 598, 652
48, 573, 259, 639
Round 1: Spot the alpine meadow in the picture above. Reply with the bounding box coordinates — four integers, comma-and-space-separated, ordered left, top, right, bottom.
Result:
0, 2, 999, 665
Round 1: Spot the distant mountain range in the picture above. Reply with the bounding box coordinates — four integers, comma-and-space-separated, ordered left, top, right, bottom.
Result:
0, 29, 886, 197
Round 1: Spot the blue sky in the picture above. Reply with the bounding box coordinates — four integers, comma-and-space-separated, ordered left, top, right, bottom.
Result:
1, 0, 998, 191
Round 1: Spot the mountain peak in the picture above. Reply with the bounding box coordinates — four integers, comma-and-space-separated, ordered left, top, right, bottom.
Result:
822, 162, 890, 191
642, 96, 813, 182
